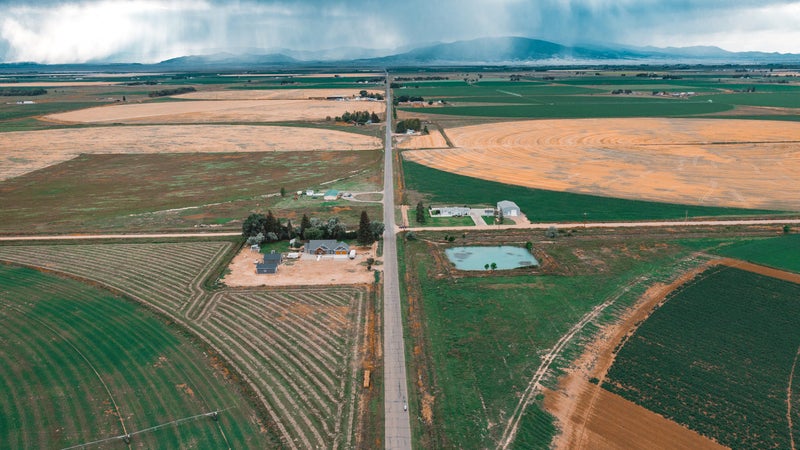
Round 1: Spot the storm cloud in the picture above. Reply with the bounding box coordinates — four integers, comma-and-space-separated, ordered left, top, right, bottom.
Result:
1, 0, 799, 63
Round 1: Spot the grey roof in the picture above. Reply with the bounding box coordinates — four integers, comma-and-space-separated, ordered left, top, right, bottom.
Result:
263, 252, 281, 263
497, 200, 520, 210
306, 239, 350, 253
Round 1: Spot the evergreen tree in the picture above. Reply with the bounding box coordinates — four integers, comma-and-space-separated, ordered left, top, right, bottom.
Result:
264, 210, 278, 235
300, 214, 312, 238
242, 213, 267, 237
415, 202, 426, 223
357, 210, 374, 245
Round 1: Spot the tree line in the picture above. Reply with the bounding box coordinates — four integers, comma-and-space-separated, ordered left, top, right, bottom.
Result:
242, 210, 384, 246
148, 87, 196, 97
393, 95, 424, 105
396, 118, 428, 134
0, 88, 47, 96
359, 90, 384, 100
335, 110, 380, 124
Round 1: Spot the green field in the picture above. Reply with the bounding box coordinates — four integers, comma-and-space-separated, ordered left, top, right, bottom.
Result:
604, 266, 800, 449
712, 234, 800, 273
395, 75, 800, 119
0, 241, 370, 448
0, 264, 264, 449
398, 231, 710, 448
402, 160, 781, 222
0, 150, 382, 233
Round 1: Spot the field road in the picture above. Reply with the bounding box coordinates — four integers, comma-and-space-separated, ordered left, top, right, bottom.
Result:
382, 75, 413, 450
0, 232, 241, 241
405, 218, 800, 232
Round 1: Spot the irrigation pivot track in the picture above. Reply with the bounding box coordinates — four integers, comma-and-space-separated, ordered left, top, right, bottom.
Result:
0, 243, 367, 449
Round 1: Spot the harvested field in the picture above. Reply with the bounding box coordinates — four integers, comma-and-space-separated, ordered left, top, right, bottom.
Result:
45, 99, 384, 124
0, 125, 380, 181
0, 242, 370, 449
175, 89, 382, 100
396, 129, 449, 149
403, 118, 800, 210
225, 244, 379, 287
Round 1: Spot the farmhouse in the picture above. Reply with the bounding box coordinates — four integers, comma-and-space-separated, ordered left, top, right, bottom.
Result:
306, 240, 350, 256
323, 189, 340, 201
497, 200, 521, 217
256, 251, 282, 274
430, 205, 471, 217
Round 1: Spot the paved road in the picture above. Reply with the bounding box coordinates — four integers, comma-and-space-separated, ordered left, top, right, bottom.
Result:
382, 74, 413, 450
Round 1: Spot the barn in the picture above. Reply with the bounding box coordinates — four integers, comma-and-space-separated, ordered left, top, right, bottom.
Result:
497, 200, 521, 217
256, 251, 282, 274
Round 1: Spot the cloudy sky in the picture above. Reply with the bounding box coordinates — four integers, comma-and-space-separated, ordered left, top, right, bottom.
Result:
1, 0, 799, 63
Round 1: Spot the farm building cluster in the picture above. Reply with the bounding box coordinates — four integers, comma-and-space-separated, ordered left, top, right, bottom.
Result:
429, 200, 521, 218
253, 239, 355, 275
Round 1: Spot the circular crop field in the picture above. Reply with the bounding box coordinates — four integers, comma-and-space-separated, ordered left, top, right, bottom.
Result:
403, 118, 800, 210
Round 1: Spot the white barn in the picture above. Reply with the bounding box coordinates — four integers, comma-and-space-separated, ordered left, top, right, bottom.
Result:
497, 200, 521, 217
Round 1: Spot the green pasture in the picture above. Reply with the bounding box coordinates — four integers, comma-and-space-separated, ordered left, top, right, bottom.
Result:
0, 264, 263, 449
402, 160, 781, 222
604, 266, 800, 449
398, 232, 710, 448
0, 150, 382, 233
711, 233, 800, 272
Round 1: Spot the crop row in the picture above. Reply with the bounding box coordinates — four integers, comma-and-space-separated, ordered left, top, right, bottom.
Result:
0, 242, 231, 316
0, 243, 368, 449
207, 287, 365, 449
604, 266, 800, 449
0, 265, 259, 449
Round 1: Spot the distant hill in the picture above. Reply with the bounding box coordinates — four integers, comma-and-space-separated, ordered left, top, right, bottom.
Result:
361, 37, 647, 64
2, 37, 799, 71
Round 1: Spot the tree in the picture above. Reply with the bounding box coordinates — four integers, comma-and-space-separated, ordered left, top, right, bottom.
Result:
246, 233, 265, 246
498, 207, 504, 225
280, 187, 286, 197
784, 225, 792, 234
304, 227, 324, 240
490, 262, 497, 270
525, 241, 533, 251
369, 221, 385, 241
300, 214, 312, 237
545, 226, 558, 238
416, 202, 426, 224
242, 213, 267, 237
484, 263, 490, 270
265, 210, 279, 235
285, 219, 294, 239
358, 210, 374, 245
370, 112, 380, 123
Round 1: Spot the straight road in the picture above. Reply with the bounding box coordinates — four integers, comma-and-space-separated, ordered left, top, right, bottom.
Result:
382, 73, 413, 449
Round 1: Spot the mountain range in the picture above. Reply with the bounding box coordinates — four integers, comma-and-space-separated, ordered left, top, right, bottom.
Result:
2, 37, 799, 71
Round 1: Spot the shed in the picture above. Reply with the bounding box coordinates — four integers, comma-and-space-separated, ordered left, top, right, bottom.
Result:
256, 251, 282, 274
323, 189, 340, 201
497, 200, 521, 217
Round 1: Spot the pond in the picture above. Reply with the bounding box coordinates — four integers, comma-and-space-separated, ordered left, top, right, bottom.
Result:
445, 246, 539, 271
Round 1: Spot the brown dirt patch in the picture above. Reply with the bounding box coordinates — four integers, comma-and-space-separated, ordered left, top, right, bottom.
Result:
396, 130, 449, 149
545, 259, 726, 449
404, 118, 800, 210
224, 243, 379, 287
175, 89, 382, 101
0, 125, 380, 181
45, 99, 384, 124
717, 258, 800, 284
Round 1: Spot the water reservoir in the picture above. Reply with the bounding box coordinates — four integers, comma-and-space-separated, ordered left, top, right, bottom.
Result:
445, 246, 539, 271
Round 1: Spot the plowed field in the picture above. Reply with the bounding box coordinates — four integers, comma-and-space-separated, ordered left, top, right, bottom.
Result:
0, 125, 380, 181
45, 99, 384, 124
403, 118, 800, 210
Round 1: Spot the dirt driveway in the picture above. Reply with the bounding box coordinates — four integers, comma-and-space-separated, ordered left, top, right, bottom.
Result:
224, 243, 380, 287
